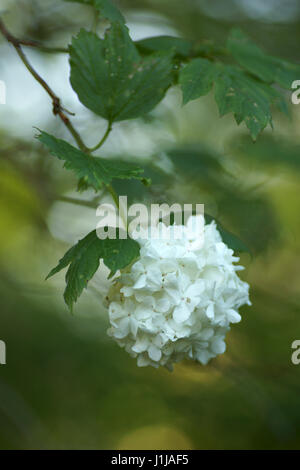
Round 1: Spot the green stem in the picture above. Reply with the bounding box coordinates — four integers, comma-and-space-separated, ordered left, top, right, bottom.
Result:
91, 10, 100, 33
88, 121, 113, 153
57, 196, 99, 209
106, 184, 119, 209
27, 44, 68, 54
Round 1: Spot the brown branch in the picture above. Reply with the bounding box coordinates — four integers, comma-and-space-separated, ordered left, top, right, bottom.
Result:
0, 18, 88, 153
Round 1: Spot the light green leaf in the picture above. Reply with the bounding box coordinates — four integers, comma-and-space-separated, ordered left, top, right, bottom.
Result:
227, 28, 300, 89
69, 25, 174, 122
37, 131, 146, 190
64, 0, 125, 23
179, 58, 216, 105
136, 36, 192, 57
47, 230, 140, 310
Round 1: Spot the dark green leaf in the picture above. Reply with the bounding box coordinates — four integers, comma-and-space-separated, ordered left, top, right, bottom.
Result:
47, 230, 140, 310
227, 28, 300, 89
69, 25, 174, 122
230, 133, 300, 170
179, 58, 216, 105
168, 145, 223, 182
64, 0, 125, 23
179, 57, 285, 139
204, 215, 250, 254
37, 131, 146, 190
214, 65, 282, 140
136, 36, 192, 58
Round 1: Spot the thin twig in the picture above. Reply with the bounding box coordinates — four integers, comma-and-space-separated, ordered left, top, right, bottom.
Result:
57, 195, 99, 208
0, 18, 88, 153
15, 37, 68, 53
0, 18, 120, 210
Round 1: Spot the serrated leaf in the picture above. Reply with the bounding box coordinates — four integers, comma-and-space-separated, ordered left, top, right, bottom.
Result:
37, 131, 146, 190
69, 25, 174, 122
47, 230, 140, 310
179, 53, 289, 139
136, 36, 192, 58
214, 65, 282, 140
179, 58, 216, 105
227, 28, 300, 89
64, 0, 125, 23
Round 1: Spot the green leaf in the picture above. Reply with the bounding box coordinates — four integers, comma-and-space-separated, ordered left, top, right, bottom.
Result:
37, 131, 146, 190
179, 58, 216, 105
230, 133, 300, 171
227, 28, 300, 89
69, 25, 174, 122
214, 65, 283, 140
64, 0, 125, 23
204, 215, 250, 254
179, 58, 285, 139
168, 145, 223, 182
136, 36, 192, 58
47, 230, 140, 310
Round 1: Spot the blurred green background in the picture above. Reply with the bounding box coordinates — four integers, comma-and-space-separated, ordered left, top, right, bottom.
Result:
0, 0, 300, 450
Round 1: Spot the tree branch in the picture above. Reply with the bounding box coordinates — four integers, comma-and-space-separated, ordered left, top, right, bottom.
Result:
0, 18, 88, 153
0, 18, 120, 209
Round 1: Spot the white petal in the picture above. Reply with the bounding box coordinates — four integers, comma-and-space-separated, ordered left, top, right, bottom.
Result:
173, 304, 191, 323
133, 274, 147, 289
206, 303, 215, 319
132, 337, 149, 353
227, 309, 241, 323
148, 344, 162, 362
211, 337, 226, 354
200, 328, 214, 341
137, 354, 150, 367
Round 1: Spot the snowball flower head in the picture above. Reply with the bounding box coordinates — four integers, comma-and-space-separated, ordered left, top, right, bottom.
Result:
107, 216, 251, 370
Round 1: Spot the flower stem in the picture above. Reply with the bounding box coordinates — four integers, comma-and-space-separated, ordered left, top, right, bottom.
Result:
106, 184, 119, 209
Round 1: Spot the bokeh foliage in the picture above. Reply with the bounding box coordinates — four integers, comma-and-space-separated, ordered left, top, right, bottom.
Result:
0, 0, 300, 450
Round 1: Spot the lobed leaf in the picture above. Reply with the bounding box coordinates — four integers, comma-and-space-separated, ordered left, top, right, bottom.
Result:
37, 131, 146, 190
136, 35, 193, 58
179, 58, 286, 139
69, 25, 174, 122
47, 230, 140, 310
227, 28, 300, 90
64, 0, 125, 23
179, 58, 216, 105
214, 64, 277, 140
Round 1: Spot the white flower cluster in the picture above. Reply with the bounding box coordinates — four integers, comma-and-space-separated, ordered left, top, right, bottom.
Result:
107, 216, 250, 370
